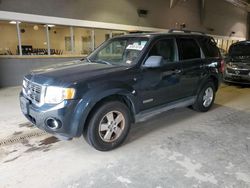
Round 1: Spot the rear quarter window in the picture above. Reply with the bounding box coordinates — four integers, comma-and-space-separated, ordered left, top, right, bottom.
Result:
198, 37, 220, 58
177, 38, 201, 60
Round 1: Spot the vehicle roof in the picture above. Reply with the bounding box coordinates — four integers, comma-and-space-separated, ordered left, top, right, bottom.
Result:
230, 40, 250, 47
115, 32, 212, 39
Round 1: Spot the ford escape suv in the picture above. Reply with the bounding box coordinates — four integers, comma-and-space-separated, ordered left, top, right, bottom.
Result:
20, 30, 223, 151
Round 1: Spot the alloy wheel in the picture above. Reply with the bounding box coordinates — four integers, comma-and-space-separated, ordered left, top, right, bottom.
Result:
203, 87, 214, 107
98, 111, 125, 142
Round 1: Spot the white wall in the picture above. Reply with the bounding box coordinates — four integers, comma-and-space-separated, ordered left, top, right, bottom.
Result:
204, 0, 248, 38
0, 0, 248, 38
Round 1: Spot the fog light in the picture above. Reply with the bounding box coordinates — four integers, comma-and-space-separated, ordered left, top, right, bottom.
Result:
46, 118, 62, 130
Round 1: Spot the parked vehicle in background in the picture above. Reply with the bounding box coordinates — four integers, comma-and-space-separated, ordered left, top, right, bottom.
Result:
20, 30, 223, 151
224, 41, 250, 84
219, 48, 227, 58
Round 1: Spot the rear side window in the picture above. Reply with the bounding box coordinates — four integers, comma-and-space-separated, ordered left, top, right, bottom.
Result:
177, 38, 201, 60
198, 37, 220, 58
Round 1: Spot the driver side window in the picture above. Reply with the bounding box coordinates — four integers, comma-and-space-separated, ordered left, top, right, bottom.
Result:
148, 39, 176, 63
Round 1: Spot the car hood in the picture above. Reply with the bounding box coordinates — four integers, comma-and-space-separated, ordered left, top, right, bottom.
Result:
26, 60, 128, 86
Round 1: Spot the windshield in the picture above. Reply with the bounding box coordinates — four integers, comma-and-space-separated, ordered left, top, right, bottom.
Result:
88, 37, 149, 66
229, 43, 250, 57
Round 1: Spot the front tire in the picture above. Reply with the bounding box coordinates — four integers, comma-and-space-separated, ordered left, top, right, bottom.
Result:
192, 81, 215, 112
84, 101, 131, 151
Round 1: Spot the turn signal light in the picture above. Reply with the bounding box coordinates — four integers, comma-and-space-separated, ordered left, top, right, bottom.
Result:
219, 60, 225, 73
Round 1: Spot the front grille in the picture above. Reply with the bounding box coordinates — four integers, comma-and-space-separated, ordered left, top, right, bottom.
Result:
226, 68, 249, 76
23, 79, 43, 104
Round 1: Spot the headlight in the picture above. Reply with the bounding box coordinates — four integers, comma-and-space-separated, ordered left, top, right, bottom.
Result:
23, 79, 28, 88
44, 86, 75, 104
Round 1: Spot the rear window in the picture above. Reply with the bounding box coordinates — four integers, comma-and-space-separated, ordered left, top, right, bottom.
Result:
177, 38, 201, 60
229, 42, 250, 57
198, 37, 220, 58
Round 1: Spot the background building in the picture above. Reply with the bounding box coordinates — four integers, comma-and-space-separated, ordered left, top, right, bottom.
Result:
0, 0, 249, 87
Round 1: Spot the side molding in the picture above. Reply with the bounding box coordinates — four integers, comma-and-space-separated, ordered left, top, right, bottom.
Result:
135, 96, 196, 123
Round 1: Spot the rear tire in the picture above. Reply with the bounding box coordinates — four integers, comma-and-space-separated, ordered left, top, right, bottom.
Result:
84, 101, 131, 151
192, 81, 215, 112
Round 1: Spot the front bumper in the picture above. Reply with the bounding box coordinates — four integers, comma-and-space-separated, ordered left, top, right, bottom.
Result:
224, 73, 250, 85
19, 92, 83, 138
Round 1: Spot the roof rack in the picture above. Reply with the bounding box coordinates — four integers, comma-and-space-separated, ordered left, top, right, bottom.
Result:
168, 29, 206, 35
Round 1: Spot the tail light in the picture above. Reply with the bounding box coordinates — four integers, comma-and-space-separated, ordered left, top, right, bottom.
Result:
219, 59, 225, 73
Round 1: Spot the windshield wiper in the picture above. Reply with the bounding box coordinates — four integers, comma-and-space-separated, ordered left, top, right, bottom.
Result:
96, 60, 112, 65
81, 57, 112, 65
86, 57, 92, 63
80, 57, 92, 63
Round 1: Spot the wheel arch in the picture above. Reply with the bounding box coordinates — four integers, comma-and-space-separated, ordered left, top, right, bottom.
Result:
209, 75, 219, 91
88, 94, 136, 123
197, 74, 219, 95
78, 90, 138, 136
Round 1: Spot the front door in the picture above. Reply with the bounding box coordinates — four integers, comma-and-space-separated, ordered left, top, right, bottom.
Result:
137, 38, 183, 111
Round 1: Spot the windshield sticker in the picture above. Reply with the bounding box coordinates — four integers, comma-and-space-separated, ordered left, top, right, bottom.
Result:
126, 60, 132, 64
126, 41, 147, 51
140, 41, 147, 46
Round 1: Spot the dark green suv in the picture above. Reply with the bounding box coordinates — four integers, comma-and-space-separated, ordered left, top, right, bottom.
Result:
20, 30, 223, 151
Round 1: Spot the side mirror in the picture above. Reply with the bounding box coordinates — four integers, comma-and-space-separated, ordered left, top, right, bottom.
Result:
143, 56, 164, 68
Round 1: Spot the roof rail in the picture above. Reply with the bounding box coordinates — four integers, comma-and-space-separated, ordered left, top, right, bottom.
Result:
168, 29, 206, 35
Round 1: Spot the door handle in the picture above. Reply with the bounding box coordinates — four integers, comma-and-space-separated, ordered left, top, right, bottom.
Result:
162, 69, 181, 77
174, 69, 182, 74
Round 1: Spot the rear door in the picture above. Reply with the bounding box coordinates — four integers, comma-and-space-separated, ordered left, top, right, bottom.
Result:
197, 36, 222, 78
176, 37, 204, 97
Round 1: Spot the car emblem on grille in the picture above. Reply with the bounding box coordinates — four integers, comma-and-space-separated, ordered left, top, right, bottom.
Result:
235, 70, 240, 75
27, 89, 31, 95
